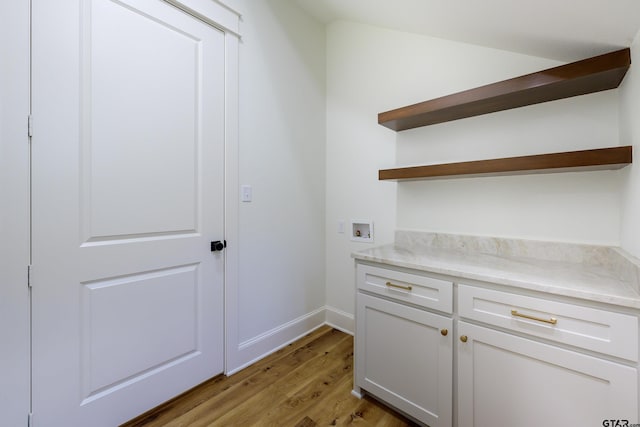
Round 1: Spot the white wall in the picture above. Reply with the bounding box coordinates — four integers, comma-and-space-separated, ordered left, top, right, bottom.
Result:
325, 22, 402, 333
395, 48, 623, 244
620, 30, 640, 259
227, 0, 327, 372
227, 5, 633, 368
325, 22, 628, 332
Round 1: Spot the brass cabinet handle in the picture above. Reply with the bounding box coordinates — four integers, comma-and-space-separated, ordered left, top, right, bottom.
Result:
385, 281, 412, 291
460, 335, 468, 343
511, 309, 557, 325
440, 329, 448, 336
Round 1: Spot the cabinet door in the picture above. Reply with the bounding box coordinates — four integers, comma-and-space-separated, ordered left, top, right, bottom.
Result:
356, 292, 452, 427
458, 321, 638, 427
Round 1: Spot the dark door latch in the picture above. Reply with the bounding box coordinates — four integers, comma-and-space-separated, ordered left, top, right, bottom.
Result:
211, 240, 227, 252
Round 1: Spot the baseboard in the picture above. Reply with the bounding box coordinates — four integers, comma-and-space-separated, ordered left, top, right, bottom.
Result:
324, 305, 354, 335
226, 307, 326, 375
226, 306, 356, 376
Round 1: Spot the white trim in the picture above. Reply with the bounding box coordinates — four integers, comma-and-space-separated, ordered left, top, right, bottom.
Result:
227, 308, 326, 374
225, 307, 355, 375
0, 1, 31, 425
165, 0, 241, 37
165, 0, 241, 379
238, 307, 326, 351
211, 0, 242, 18
325, 305, 355, 335
222, 26, 240, 375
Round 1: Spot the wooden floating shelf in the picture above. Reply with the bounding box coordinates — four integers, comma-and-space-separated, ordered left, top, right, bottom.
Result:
379, 48, 631, 131
379, 146, 632, 181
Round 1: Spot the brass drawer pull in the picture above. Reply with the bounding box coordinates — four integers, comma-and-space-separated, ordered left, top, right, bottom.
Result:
511, 309, 557, 325
460, 335, 468, 343
385, 281, 412, 291
440, 328, 448, 336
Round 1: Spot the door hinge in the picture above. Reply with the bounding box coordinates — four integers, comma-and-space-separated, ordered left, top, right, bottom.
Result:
27, 115, 33, 138
27, 265, 32, 289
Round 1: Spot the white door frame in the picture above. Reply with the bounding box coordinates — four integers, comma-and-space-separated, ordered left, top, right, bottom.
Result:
160, 0, 243, 384
153, 0, 243, 379
167, 0, 241, 376
0, 1, 31, 426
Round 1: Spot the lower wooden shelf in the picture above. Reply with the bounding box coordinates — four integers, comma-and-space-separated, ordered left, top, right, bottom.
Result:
378, 146, 632, 181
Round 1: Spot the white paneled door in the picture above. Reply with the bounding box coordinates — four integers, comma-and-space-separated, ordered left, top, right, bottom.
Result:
31, 0, 225, 425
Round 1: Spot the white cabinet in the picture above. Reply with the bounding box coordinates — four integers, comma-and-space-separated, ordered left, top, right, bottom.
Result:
355, 264, 453, 427
457, 284, 638, 427
458, 284, 639, 361
458, 321, 638, 427
354, 261, 640, 427
357, 263, 453, 313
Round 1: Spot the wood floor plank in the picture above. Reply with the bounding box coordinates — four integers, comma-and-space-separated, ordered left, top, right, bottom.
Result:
278, 367, 353, 426
275, 341, 355, 426
294, 416, 317, 427
199, 334, 354, 426
123, 326, 335, 427
162, 331, 352, 426
121, 327, 418, 427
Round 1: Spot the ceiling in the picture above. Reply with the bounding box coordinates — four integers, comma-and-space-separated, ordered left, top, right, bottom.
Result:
293, 0, 640, 62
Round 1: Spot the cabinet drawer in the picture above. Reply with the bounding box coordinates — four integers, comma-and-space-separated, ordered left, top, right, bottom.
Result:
459, 284, 638, 361
357, 264, 452, 313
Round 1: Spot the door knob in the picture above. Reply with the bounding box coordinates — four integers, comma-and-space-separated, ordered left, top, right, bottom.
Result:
211, 240, 226, 252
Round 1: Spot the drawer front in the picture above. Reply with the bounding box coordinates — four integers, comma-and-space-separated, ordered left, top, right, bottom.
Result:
459, 284, 638, 361
357, 264, 452, 313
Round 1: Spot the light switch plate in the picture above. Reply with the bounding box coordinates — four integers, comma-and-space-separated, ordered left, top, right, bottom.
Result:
241, 185, 252, 202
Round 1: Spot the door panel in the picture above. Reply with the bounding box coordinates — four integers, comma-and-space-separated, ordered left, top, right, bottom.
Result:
82, 264, 199, 398
86, 0, 201, 239
32, 0, 225, 424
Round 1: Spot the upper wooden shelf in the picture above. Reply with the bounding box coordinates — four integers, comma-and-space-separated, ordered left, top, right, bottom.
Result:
378, 48, 631, 131
379, 146, 632, 181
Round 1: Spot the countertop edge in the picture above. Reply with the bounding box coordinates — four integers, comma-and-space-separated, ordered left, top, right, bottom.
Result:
352, 247, 640, 310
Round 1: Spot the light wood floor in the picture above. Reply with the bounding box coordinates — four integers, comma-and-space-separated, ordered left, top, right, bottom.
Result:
122, 326, 419, 427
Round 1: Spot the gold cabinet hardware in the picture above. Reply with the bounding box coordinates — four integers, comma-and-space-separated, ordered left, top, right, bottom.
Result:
511, 309, 557, 325
460, 335, 468, 343
385, 281, 412, 291
440, 329, 448, 336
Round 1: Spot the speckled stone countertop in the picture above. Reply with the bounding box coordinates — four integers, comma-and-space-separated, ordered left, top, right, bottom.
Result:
352, 231, 640, 309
